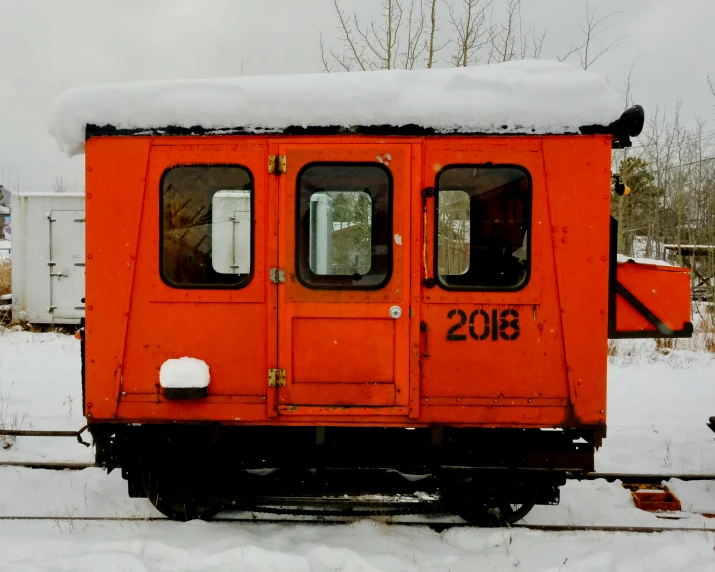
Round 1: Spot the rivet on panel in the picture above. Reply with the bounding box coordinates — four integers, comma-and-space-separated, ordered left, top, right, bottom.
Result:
600, 409, 605, 414
88, 306, 93, 311
562, 226, 569, 233
87, 254, 93, 259
561, 237, 568, 243
87, 167, 92, 172
87, 194, 92, 198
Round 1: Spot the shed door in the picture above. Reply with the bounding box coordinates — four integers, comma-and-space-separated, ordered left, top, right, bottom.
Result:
276, 144, 411, 412
49, 210, 85, 320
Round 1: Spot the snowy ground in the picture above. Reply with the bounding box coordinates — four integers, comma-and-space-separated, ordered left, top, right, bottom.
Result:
0, 328, 714, 570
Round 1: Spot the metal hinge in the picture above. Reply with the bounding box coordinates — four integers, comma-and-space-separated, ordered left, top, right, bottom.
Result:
268, 155, 286, 175
268, 368, 286, 387
269, 268, 286, 284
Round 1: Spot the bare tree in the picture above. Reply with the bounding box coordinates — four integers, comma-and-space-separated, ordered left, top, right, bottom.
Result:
447, 0, 491, 67
425, 0, 440, 68
53, 176, 70, 193
320, 0, 439, 71
559, 1, 626, 70
403, 0, 426, 69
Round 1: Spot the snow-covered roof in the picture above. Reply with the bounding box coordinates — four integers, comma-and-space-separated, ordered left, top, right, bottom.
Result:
0, 206, 9, 215
49, 60, 623, 157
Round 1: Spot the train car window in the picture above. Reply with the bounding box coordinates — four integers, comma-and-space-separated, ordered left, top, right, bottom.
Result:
161, 165, 253, 288
436, 166, 531, 290
297, 163, 392, 289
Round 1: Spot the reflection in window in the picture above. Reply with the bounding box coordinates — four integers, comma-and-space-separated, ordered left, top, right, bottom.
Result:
309, 191, 372, 275
437, 190, 471, 276
436, 166, 531, 290
298, 164, 391, 289
162, 165, 252, 288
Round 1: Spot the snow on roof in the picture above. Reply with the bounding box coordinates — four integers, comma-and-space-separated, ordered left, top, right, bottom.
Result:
664, 244, 715, 250
49, 60, 623, 157
617, 254, 672, 267
0, 206, 9, 215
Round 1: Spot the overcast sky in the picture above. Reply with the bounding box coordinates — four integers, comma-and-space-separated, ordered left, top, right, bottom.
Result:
0, 0, 713, 192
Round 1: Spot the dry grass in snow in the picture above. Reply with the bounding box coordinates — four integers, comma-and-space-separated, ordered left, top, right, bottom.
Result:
0, 260, 9, 297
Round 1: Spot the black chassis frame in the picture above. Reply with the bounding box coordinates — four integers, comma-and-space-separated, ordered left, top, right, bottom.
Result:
90, 423, 596, 507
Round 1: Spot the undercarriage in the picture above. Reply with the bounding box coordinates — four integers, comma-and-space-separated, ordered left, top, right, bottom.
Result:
91, 424, 597, 525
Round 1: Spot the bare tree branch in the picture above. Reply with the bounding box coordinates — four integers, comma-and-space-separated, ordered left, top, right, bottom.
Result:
622, 54, 644, 108
319, 32, 333, 72
331, 0, 368, 71
403, 0, 427, 69
448, 0, 492, 67
578, 1, 627, 70
426, 0, 438, 67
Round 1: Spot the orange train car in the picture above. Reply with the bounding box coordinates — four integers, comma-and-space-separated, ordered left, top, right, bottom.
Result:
51, 63, 691, 523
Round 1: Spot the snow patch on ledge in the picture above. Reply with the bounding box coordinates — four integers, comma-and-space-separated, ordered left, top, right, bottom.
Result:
159, 357, 210, 389
48, 60, 623, 156
617, 254, 672, 267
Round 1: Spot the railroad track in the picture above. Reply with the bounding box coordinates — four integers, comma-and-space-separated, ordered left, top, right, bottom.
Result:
3, 461, 715, 532
2, 461, 715, 484
0, 461, 715, 484
0, 514, 713, 534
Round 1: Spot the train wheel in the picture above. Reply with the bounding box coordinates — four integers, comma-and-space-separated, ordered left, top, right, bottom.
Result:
143, 470, 223, 521
442, 482, 537, 527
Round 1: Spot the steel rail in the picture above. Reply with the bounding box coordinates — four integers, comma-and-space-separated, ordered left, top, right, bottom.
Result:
0, 515, 713, 534
579, 473, 715, 484
0, 462, 96, 470
1, 461, 715, 483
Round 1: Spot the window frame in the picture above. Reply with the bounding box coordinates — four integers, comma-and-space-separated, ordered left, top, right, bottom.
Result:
433, 163, 533, 293
159, 163, 255, 290
295, 161, 394, 291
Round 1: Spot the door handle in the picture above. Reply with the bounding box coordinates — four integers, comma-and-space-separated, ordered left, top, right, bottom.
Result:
389, 306, 402, 319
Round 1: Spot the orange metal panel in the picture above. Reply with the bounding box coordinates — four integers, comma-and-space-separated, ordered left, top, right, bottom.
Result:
419, 139, 568, 410
86, 138, 275, 421
292, 318, 395, 384
86, 133, 617, 431
85, 137, 153, 420
616, 262, 691, 333
541, 136, 611, 426
282, 383, 396, 406
276, 142, 412, 412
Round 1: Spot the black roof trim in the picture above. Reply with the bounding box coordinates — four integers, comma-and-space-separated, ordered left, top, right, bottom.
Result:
85, 123, 563, 139
85, 105, 644, 148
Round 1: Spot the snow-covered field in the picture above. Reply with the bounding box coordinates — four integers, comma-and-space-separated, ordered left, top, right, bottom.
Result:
0, 328, 714, 571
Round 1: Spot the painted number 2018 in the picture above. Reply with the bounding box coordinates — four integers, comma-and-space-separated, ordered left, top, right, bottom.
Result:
446, 309, 520, 342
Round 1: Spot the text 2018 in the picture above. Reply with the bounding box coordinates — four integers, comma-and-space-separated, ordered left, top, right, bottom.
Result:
446, 309, 520, 342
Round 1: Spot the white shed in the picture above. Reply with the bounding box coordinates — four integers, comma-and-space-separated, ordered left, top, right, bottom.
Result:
11, 192, 85, 325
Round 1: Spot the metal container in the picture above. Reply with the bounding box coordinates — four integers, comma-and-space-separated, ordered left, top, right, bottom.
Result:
11, 192, 85, 325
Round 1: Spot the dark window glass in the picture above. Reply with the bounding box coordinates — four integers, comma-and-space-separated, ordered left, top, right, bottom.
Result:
297, 164, 392, 289
436, 166, 531, 290
161, 165, 252, 288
